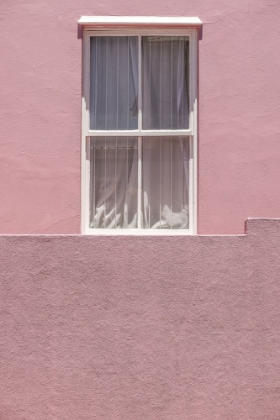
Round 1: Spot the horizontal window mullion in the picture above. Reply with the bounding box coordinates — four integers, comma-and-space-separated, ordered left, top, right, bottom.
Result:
87, 129, 193, 137
87, 130, 139, 137
140, 130, 193, 136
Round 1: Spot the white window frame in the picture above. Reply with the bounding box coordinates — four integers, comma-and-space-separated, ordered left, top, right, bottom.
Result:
80, 18, 200, 235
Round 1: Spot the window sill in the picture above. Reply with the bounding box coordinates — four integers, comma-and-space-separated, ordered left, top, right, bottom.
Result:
84, 229, 194, 235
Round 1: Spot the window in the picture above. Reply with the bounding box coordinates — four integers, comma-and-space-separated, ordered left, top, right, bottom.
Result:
80, 17, 200, 234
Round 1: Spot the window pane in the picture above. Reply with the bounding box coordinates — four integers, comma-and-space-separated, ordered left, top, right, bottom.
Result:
142, 137, 189, 229
89, 137, 138, 228
142, 36, 189, 130
90, 37, 138, 130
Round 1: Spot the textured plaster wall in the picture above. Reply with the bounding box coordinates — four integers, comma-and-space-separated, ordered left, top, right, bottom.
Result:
0, 219, 280, 419
0, 0, 280, 233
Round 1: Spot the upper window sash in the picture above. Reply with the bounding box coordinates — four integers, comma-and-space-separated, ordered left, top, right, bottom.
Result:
82, 28, 198, 137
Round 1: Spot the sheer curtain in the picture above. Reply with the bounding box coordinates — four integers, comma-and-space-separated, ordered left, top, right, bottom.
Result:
89, 35, 190, 229
142, 137, 189, 229
90, 36, 138, 130
89, 138, 138, 228
142, 36, 189, 130
141, 36, 189, 229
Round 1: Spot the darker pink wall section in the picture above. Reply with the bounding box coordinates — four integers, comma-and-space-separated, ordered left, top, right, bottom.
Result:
1, 219, 280, 419
0, 0, 280, 233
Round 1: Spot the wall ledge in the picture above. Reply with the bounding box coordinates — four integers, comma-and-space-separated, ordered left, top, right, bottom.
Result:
0, 219, 279, 237
245, 218, 280, 236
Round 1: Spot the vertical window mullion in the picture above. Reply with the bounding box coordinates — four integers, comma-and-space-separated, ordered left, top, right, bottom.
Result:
104, 136, 107, 227
137, 35, 142, 229
149, 137, 151, 228
170, 38, 173, 129
115, 136, 117, 228
126, 136, 128, 225
159, 40, 162, 129
160, 137, 162, 229
189, 136, 194, 233
170, 137, 172, 229
94, 38, 98, 129
137, 136, 142, 229
93, 140, 96, 225
138, 35, 142, 131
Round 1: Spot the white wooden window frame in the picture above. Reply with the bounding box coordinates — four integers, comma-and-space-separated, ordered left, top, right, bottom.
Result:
81, 22, 199, 235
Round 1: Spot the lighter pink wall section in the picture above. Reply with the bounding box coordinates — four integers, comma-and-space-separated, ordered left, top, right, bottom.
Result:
0, 0, 280, 233
0, 219, 280, 419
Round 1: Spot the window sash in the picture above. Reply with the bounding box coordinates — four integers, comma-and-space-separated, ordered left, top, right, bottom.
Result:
89, 136, 190, 230
82, 27, 198, 234
84, 29, 197, 137
89, 34, 190, 133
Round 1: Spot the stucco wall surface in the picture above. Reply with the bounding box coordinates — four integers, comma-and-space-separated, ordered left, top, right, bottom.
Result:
0, 0, 280, 233
1, 219, 280, 419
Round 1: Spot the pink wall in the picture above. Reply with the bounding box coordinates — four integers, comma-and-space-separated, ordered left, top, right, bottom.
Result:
0, 0, 280, 233
0, 219, 280, 419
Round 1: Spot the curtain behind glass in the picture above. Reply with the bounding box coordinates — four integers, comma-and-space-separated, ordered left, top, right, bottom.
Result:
89, 35, 190, 230
90, 137, 138, 228
142, 137, 189, 229
90, 37, 138, 130
142, 36, 189, 130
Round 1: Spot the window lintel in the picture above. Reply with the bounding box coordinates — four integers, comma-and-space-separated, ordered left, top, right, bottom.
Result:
78, 16, 203, 28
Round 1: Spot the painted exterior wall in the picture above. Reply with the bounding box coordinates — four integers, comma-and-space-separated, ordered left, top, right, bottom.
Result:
0, 219, 280, 419
1, 2, 280, 418
0, 0, 280, 234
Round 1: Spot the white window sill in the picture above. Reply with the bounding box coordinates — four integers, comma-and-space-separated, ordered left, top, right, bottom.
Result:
84, 229, 194, 236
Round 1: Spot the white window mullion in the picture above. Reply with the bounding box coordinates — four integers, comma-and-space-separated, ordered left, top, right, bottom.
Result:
117, 38, 119, 130
137, 136, 142, 229
126, 136, 128, 224
160, 137, 162, 229
85, 138, 91, 232
138, 35, 142, 131
149, 137, 151, 228
104, 136, 107, 226
137, 36, 142, 229
127, 37, 130, 129
170, 38, 173, 129
159, 40, 162, 129
115, 136, 117, 227
94, 38, 98, 129
189, 136, 194, 234
93, 140, 96, 225
87, 129, 192, 136
170, 137, 173, 229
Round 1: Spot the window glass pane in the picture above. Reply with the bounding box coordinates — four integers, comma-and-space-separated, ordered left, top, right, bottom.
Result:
89, 137, 138, 228
90, 37, 138, 130
142, 137, 189, 229
142, 36, 189, 130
